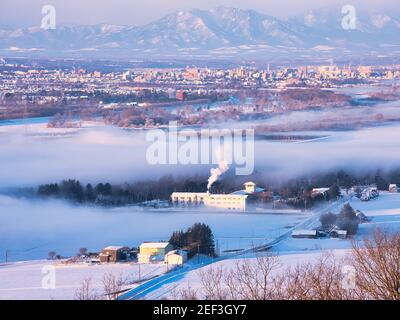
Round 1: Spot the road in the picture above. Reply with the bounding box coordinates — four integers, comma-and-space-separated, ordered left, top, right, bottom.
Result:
118, 194, 353, 300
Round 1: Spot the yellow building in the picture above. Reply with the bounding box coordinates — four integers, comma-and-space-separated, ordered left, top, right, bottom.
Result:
138, 242, 173, 263
165, 250, 188, 265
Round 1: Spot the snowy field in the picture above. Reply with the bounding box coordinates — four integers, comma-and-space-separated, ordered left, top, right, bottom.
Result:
140, 192, 400, 299
0, 195, 307, 262
1, 116, 400, 299
0, 260, 168, 300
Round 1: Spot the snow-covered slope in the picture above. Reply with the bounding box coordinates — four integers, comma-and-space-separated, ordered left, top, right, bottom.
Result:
0, 6, 399, 58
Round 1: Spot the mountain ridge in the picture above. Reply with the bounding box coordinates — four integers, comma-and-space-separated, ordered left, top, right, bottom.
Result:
1, 6, 399, 59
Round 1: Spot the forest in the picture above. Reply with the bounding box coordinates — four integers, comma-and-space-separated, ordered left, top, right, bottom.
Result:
32, 168, 400, 208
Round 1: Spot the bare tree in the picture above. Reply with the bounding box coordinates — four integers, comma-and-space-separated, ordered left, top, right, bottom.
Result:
79, 248, 88, 256
199, 266, 228, 300
165, 230, 400, 301
102, 273, 127, 300
224, 254, 280, 300
351, 229, 400, 300
48, 251, 56, 260
277, 253, 356, 300
74, 277, 99, 300
171, 284, 199, 300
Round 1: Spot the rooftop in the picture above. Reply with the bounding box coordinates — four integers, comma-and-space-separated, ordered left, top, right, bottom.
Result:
102, 246, 124, 251
292, 230, 317, 236
140, 242, 171, 249
231, 187, 264, 195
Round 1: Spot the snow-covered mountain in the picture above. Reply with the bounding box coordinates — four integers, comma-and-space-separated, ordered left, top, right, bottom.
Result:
1, 6, 399, 59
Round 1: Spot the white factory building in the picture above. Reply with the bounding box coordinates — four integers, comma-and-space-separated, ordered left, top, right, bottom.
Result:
171, 181, 263, 212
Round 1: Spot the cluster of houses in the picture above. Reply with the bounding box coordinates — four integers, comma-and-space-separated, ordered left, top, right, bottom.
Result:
291, 209, 370, 240
97, 242, 188, 266
360, 186, 380, 201
358, 184, 399, 201
292, 228, 348, 240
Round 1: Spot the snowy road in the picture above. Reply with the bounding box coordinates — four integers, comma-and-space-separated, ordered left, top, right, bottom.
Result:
118, 194, 354, 300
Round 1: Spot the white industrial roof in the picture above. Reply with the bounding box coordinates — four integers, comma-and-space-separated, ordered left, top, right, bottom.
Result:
139, 242, 171, 249
292, 229, 317, 236
312, 188, 330, 193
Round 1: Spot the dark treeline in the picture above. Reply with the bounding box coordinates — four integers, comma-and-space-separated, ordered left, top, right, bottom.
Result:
320, 203, 361, 235
35, 168, 400, 207
37, 175, 209, 206
169, 223, 215, 258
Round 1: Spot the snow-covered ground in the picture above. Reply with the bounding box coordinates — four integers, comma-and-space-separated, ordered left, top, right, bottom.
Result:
0, 195, 308, 262
138, 192, 400, 299
0, 260, 168, 300
1, 118, 400, 299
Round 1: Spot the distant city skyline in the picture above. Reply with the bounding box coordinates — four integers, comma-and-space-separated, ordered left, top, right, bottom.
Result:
0, 0, 399, 28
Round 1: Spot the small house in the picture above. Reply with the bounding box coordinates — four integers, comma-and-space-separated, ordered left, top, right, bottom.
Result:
165, 250, 188, 265
138, 242, 173, 264
291, 229, 317, 239
311, 188, 330, 198
99, 246, 127, 263
389, 184, 398, 193
330, 229, 348, 239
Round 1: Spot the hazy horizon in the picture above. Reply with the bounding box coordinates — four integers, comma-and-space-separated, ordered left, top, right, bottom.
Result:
1, 0, 399, 28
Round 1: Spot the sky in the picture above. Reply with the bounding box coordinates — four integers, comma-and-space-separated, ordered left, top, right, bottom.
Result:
0, 0, 399, 28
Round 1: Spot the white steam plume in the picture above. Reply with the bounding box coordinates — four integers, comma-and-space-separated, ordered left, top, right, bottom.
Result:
207, 147, 229, 191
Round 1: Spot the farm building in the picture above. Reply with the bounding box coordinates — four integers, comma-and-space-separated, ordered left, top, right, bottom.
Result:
165, 250, 188, 265
291, 229, 317, 239
329, 229, 348, 239
99, 246, 128, 263
311, 188, 330, 198
138, 242, 173, 264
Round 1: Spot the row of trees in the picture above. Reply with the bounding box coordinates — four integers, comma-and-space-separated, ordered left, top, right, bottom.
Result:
169, 223, 215, 258
75, 273, 129, 300
320, 204, 360, 235
37, 176, 210, 205
35, 168, 400, 208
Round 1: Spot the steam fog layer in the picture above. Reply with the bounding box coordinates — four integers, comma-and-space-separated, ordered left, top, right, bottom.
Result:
0, 195, 305, 261
1, 121, 400, 188
1, 117, 400, 261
